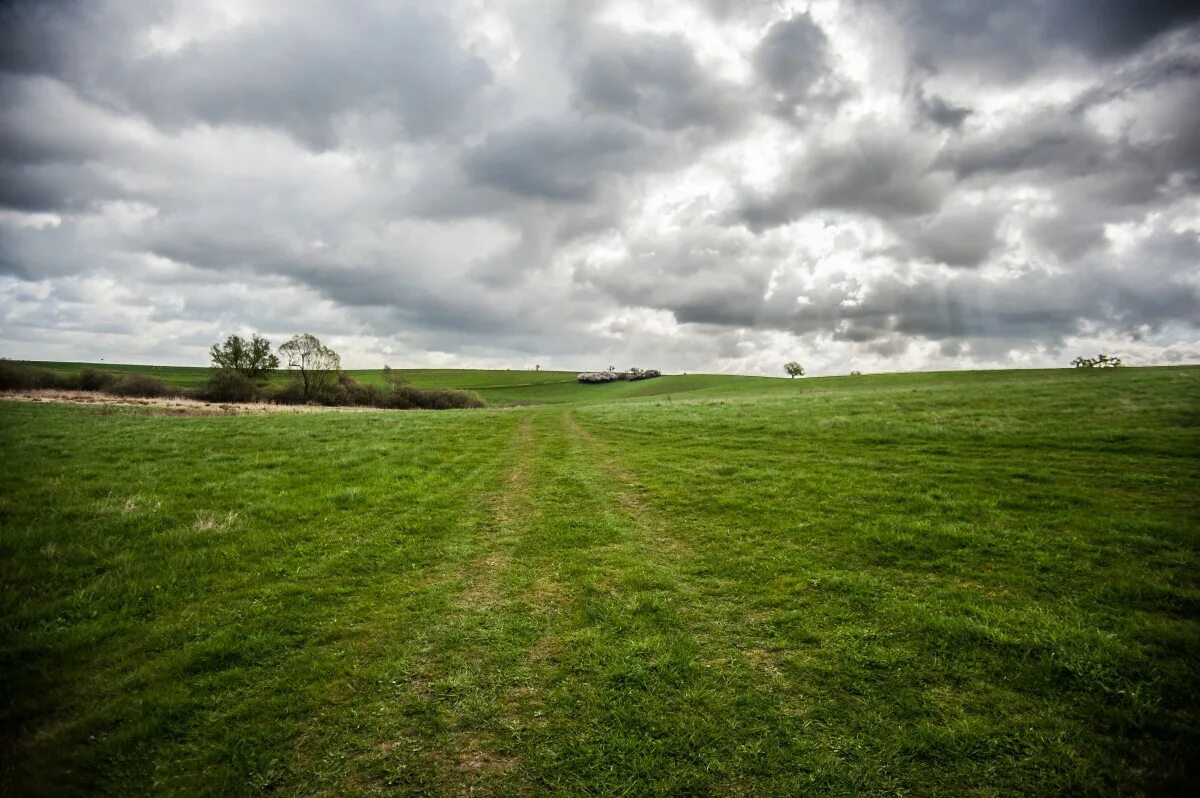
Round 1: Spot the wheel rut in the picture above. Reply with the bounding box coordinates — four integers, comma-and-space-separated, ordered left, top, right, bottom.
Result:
456, 414, 534, 610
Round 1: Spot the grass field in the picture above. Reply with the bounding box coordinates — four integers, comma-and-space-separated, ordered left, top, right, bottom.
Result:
2, 365, 1198, 795
20, 360, 791, 405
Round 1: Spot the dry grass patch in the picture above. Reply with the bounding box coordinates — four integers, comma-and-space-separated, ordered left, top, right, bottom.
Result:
1, 389, 382, 415
192, 510, 240, 533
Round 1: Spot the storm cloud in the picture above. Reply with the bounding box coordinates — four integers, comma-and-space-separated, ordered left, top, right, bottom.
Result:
1, 0, 1198, 375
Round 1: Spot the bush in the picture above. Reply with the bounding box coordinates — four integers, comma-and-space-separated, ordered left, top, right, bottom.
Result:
0, 361, 68, 390
382, 382, 484, 410
326, 374, 385, 406
578, 371, 619, 383
78, 368, 115, 391
258, 373, 483, 410
413, 388, 485, 410
0, 361, 101, 390
1072, 354, 1123, 368
1, 357, 483, 410
104, 374, 175, 398
265, 380, 310, 405
201, 370, 258, 403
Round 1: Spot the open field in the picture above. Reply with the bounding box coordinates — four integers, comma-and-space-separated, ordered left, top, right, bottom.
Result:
2, 366, 1199, 795
20, 360, 789, 406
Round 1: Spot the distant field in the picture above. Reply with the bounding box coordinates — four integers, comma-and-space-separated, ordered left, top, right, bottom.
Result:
2, 366, 1198, 795
21, 360, 792, 405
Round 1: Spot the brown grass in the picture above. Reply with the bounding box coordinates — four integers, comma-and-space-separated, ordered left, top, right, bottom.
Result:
1, 389, 385, 415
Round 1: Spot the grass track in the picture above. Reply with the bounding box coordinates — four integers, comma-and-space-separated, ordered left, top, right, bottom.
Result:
2, 366, 1198, 794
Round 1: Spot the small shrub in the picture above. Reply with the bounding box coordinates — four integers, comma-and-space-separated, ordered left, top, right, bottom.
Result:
78, 368, 116, 391
0, 361, 73, 390
329, 374, 385, 406
201, 370, 257, 403
384, 383, 425, 409
105, 374, 175, 398
266, 380, 310, 405
1072, 354, 1123, 368
578, 371, 619, 383
382, 383, 484, 410
417, 388, 485, 410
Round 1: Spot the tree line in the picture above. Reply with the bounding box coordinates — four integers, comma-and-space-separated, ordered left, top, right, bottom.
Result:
0, 333, 485, 410
205, 332, 483, 408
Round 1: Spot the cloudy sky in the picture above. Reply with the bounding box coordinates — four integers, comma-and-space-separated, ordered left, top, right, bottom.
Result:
1, 0, 1198, 375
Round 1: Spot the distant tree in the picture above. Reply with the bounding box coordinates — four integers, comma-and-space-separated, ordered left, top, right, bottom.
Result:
1072, 353, 1123, 368
279, 334, 341, 399
209, 333, 279, 381
382, 365, 409, 389
629, 366, 644, 377
784, 361, 805, 378
849, 370, 863, 376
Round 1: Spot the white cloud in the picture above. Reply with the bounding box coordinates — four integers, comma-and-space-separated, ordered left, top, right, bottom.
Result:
0, 0, 1197, 375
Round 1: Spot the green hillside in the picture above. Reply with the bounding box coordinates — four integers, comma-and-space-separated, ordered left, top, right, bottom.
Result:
21, 360, 792, 405
20, 359, 1168, 407
2, 365, 1198, 794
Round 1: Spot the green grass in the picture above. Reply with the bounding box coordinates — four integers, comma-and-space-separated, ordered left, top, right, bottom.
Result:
22, 360, 221, 389
2, 366, 1198, 795
20, 360, 792, 405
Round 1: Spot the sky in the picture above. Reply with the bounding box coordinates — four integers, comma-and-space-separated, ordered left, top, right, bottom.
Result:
1, 0, 1198, 376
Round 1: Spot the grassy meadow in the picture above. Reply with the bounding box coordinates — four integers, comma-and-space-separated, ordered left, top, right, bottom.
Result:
1, 365, 1198, 795
20, 360, 789, 406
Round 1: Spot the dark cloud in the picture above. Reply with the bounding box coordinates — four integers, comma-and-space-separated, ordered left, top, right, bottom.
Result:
0, 2, 491, 151
0, 162, 103, 212
578, 227, 774, 328
112, 5, 492, 149
753, 13, 841, 116
738, 129, 950, 230
619, 248, 1200, 347
872, 0, 1200, 78
0, 0, 169, 77
893, 203, 1003, 268
917, 93, 970, 130
572, 31, 742, 132
1044, 0, 1200, 59
462, 118, 649, 201
944, 114, 1112, 178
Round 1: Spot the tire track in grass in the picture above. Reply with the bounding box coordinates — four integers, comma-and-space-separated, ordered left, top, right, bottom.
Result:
560, 410, 685, 555
454, 414, 534, 612
559, 410, 828, 686
483, 410, 815, 795
408, 413, 541, 793
560, 409, 810, 683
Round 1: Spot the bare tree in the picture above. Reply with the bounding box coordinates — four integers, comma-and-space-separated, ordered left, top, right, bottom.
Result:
279, 334, 341, 399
